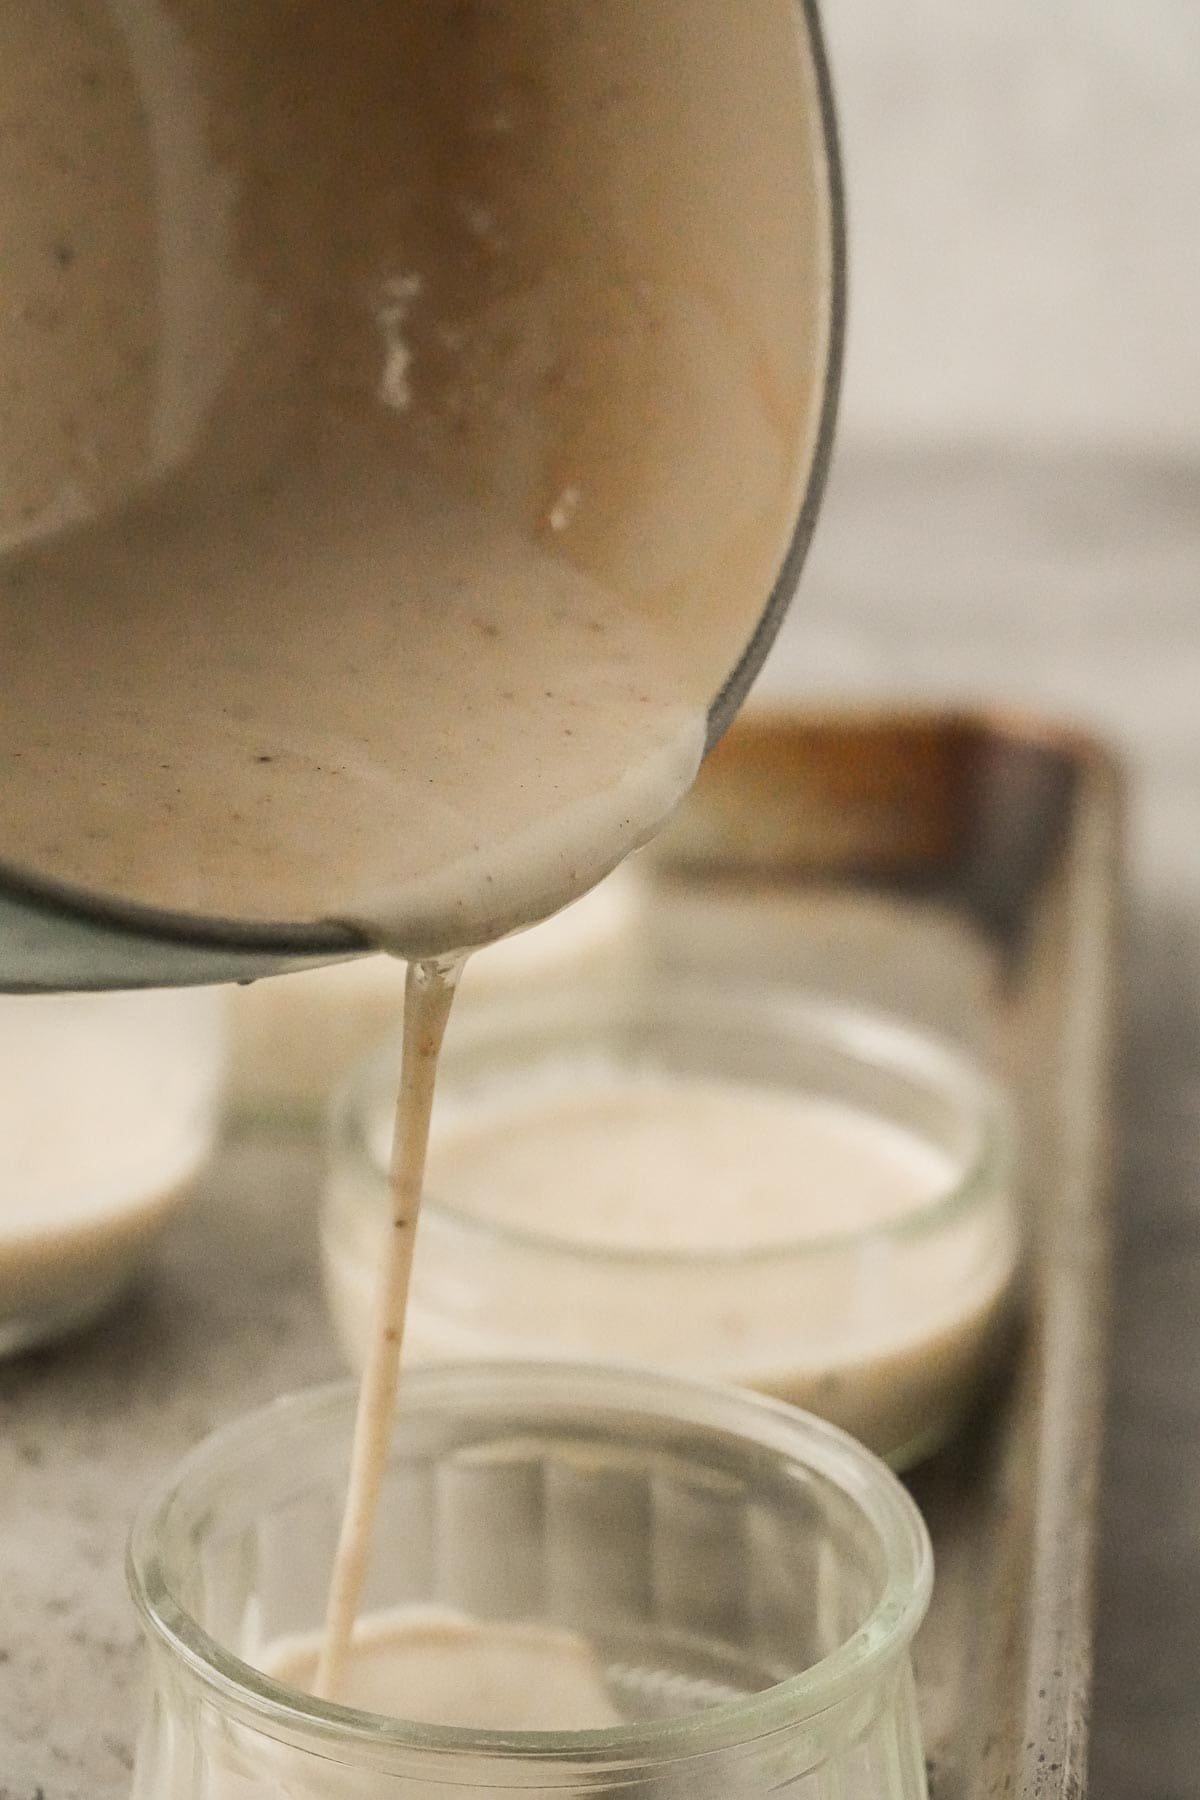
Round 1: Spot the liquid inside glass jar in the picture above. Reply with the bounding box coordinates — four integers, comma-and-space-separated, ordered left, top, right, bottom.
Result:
323, 985, 1016, 1467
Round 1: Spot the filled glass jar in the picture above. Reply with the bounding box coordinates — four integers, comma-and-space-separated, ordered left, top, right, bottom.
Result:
323, 984, 1016, 1467
0, 987, 225, 1356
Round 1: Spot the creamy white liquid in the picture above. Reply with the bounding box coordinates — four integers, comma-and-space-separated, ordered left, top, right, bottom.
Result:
0, 990, 223, 1344
269, 1608, 621, 1732
315, 959, 462, 1697
0, 468, 705, 954
325, 1065, 1015, 1460
427, 1074, 952, 1250
189, 1611, 622, 1797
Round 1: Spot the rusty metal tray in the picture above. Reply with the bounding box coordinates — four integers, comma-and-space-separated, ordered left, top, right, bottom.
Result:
644, 709, 1122, 1800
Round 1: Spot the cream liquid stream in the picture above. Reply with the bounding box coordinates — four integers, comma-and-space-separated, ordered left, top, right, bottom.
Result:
314, 957, 462, 1696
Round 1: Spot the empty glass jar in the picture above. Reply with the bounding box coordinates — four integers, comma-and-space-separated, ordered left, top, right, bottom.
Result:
128, 1363, 932, 1799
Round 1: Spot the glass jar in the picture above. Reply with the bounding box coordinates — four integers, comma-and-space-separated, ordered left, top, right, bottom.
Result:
128, 1363, 932, 1799
0, 986, 225, 1356
323, 986, 1016, 1468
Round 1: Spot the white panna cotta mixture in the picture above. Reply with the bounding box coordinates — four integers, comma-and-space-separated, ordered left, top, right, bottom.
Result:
323, 1058, 1013, 1461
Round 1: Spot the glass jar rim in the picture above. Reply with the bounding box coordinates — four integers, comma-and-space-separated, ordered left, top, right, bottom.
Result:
128, 1363, 933, 1766
337, 980, 1012, 1268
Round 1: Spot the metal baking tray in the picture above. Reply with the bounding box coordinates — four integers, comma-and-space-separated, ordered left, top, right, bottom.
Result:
643, 709, 1121, 1800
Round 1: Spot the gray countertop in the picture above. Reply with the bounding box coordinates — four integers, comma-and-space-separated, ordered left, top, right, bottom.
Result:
1, 448, 1197, 1799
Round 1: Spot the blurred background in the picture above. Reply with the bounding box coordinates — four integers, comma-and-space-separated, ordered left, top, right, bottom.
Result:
758, 7, 1200, 1795
764, 0, 1199, 893
833, 0, 1198, 455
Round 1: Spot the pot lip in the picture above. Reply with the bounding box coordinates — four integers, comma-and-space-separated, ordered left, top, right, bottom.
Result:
705, 0, 846, 758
